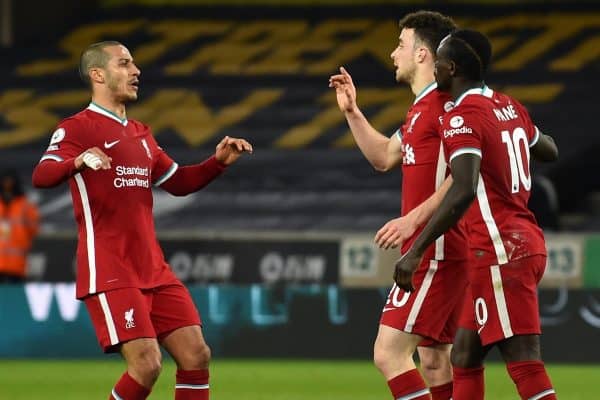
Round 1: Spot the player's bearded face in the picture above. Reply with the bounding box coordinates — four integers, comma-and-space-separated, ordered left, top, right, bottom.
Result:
104, 46, 140, 103
392, 29, 417, 84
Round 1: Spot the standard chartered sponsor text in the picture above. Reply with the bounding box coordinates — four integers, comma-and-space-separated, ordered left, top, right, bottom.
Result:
114, 165, 150, 188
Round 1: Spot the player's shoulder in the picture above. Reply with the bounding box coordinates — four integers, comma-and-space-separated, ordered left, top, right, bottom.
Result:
127, 118, 152, 135
418, 88, 454, 113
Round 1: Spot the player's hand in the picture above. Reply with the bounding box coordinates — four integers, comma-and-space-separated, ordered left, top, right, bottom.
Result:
75, 147, 112, 171
215, 136, 253, 166
374, 214, 420, 250
328, 66, 358, 113
393, 249, 422, 292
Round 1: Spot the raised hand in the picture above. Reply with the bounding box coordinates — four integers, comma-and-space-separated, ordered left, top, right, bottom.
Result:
215, 136, 253, 166
328, 66, 358, 113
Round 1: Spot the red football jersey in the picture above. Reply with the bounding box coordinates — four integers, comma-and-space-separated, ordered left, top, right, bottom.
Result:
440, 86, 546, 266
399, 82, 468, 261
39, 103, 179, 298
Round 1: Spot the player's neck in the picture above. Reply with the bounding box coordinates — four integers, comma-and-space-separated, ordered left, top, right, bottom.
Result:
90, 97, 127, 120
450, 79, 484, 101
410, 71, 436, 98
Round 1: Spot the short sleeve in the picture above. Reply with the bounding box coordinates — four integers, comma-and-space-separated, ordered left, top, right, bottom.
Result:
145, 133, 178, 186
440, 110, 482, 163
39, 119, 85, 163
511, 99, 539, 147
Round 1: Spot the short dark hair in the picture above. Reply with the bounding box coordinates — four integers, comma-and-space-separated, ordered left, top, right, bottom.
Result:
79, 40, 123, 85
398, 11, 457, 55
442, 29, 492, 81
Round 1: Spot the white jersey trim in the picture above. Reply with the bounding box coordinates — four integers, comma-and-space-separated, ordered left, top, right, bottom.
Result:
74, 173, 97, 294
454, 86, 486, 107
449, 147, 482, 162
87, 102, 128, 126
40, 154, 64, 163
490, 265, 514, 338
434, 141, 447, 259
405, 260, 438, 333
394, 129, 403, 141
413, 81, 437, 105
99, 293, 119, 345
476, 174, 508, 264
154, 162, 179, 186
530, 126, 541, 147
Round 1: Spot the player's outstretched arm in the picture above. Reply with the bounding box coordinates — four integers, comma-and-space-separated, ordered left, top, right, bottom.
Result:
393, 155, 479, 291
374, 176, 452, 249
159, 136, 253, 196
32, 147, 112, 188
329, 66, 403, 172
531, 129, 558, 162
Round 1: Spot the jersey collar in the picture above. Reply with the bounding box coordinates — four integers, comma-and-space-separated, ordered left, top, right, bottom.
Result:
413, 81, 437, 105
454, 84, 493, 107
87, 102, 128, 126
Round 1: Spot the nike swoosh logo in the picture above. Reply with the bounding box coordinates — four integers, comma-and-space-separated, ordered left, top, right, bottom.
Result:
382, 307, 397, 312
104, 140, 120, 149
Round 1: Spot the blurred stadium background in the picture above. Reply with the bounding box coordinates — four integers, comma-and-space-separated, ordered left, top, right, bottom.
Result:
0, 0, 599, 398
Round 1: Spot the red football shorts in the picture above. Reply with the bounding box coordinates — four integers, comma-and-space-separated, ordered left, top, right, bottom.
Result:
380, 259, 468, 345
459, 255, 547, 346
84, 281, 201, 352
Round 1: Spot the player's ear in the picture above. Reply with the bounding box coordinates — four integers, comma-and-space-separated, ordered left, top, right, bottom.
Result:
416, 46, 428, 63
448, 60, 457, 77
89, 68, 105, 84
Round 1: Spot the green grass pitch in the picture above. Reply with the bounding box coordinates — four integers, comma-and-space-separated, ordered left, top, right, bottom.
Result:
0, 359, 597, 399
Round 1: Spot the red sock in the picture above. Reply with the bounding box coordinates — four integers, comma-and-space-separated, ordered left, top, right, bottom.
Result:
430, 381, 453, 400
175, 369, 210, 400
387, 369, 431, 399
109, 372, 151, 400
452, 366, 484, 400
506, 361, 557, 400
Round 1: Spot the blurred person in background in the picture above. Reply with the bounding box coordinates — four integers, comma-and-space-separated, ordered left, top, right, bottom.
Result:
32, 41, 252, 400
330, 11, 464, 400
0, 168, 39, 283
394, 29, 558, 400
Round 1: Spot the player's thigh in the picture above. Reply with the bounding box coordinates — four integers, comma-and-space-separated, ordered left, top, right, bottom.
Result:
497, 334, 542, 362
150, 281, 202, 341
374, 323, 423, 359
121, 337, 162, 370
417, 343, 452, 368
84, 287, 156, 353
451, 327, 491, 368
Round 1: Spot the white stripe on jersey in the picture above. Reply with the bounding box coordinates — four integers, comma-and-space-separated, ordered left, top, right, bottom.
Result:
490, 265, 514, 338
434, 141, 447, 259
39, 154, 63, 163
74, 173, 97, 294
476, 174, 508, 264
405, 260, 438, 333
99, 293, 119, 345
449, 147, 482, 162
154, 162, 179, 186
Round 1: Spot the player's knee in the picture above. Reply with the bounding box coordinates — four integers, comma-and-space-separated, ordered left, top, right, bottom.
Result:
373, 340, 406, 375
451, 345, 478, 369
181, 342, 212, 369
131, 347, 163, 383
